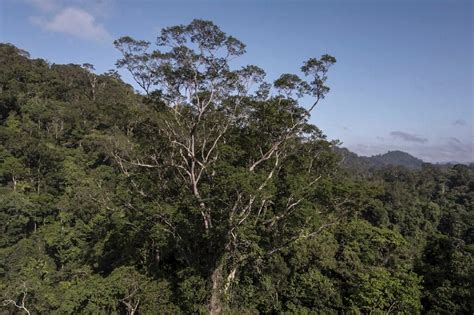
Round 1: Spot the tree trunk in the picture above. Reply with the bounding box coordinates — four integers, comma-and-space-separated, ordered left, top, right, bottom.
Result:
209, 262, 223, 315
209, 257, 239, 314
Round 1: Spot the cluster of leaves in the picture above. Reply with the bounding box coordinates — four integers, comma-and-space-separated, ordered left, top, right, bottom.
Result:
0, 20, 472, 314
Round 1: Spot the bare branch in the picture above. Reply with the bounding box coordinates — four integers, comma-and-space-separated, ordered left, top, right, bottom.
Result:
2, 283, 31, 315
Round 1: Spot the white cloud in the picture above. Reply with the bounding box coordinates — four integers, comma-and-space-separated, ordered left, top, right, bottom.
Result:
31, 7, 111, 42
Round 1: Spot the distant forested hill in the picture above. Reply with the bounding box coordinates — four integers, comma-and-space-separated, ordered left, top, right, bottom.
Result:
1, 21, 473, 315
336, 147, 424, 170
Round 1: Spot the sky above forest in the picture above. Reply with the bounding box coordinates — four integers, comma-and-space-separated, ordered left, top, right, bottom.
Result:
1, 0, 472, 163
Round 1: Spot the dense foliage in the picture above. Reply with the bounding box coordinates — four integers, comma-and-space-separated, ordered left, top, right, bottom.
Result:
1, 20, 473, 314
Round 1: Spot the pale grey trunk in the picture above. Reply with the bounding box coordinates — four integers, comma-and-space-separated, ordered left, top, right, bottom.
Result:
209, 258, 238, 315
209, 263, 223, 315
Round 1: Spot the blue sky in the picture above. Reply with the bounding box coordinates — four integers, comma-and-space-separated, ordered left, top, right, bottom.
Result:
1, 0, 473, 162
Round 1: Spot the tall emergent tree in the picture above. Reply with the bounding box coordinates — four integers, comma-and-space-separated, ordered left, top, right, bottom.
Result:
113, 19, 337, 313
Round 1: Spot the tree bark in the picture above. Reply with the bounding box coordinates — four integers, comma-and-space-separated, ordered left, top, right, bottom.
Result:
209, 254, 239, 314
209, 262, 223, 315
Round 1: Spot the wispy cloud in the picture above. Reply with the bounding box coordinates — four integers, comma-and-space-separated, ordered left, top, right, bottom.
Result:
30, 7, 111, 42
390, 131, 428, 144
448, 137, 462, 145
446, 137, 468, 153
452, 119, 467, 126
